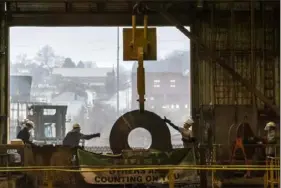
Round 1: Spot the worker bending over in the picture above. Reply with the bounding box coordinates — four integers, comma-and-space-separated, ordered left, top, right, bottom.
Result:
17, 119, 35, 146
163, 117, 196, 147
63, 123, 100, 147
264, 121, 277, 157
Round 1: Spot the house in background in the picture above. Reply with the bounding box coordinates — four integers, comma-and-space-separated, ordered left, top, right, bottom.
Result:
52, 67, 113, 93
131, 51, 190, 124
131, 52, 190, 110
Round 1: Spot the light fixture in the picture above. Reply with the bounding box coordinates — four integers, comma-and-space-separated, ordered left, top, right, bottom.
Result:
197, 0, 203, 8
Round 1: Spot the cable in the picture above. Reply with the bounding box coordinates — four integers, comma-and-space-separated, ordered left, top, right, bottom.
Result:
0, 164, 278, 172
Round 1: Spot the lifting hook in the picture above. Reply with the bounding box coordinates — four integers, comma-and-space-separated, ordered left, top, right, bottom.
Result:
131, 2, 149, 113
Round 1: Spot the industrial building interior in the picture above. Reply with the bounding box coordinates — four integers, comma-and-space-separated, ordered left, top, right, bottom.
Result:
0, 0, 280, 188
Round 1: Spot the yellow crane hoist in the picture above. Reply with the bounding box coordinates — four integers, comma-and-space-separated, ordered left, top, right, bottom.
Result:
123, 3, 157, 113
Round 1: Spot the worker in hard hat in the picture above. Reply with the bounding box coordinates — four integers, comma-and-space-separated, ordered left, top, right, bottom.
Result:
16, 119, 29, 135
62, 123, 100, 147
163, 117, 196, 147
264, 121, 277, 157
16, 120, 35, 146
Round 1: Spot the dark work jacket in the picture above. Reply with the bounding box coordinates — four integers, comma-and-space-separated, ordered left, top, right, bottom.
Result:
62, 130, 99, 147
17, 127, 33, 145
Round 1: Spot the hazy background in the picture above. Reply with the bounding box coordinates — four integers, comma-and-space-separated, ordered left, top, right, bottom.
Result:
9, 27, 191, 149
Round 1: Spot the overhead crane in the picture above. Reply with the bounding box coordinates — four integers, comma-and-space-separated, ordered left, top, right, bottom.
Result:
0, 1, 279, 188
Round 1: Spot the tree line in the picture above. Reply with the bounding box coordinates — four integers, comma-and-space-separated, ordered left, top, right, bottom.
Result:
12, 45, 97, 69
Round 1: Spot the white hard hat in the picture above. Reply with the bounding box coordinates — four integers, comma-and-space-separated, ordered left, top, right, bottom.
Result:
185, 118, 194, 125
21, 119, 29, 124
184, 117, 194, 129
25, 120, 35, 128
264, 121, 276, 131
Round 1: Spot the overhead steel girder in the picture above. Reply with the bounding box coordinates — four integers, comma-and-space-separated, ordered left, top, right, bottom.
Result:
3, 0, 190, 1
157, 9, 279, 116
8, 13, 193, 26
0, 3, 9, 144
6, 0, 278, 27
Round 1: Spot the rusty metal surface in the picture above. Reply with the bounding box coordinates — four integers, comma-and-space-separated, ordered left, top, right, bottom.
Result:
6, 1, 194, 26
109, 110, 172, 154
158, 7, 279, 115
24, 146, 80, 186
192, 3, 280, 109
0, 3, 9, 144
5, 1, 279, 26
211, 105, 258, 159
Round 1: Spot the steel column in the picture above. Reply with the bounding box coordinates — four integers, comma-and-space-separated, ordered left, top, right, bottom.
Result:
157, 9, 279, 116
0, 2, 9, 144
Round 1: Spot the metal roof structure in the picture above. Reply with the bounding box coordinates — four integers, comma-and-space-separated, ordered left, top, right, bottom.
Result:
4, 0, 279, 26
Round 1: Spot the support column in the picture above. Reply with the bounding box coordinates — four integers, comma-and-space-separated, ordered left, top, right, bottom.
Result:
190, 22, 200, 138
0, 3, 9, 144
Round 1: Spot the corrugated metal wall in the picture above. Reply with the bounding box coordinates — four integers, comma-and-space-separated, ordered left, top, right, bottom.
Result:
190, 2, 279, 143
192, 2, 279, 109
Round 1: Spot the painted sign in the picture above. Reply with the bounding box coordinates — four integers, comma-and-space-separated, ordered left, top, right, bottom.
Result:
77, 148, 200, 185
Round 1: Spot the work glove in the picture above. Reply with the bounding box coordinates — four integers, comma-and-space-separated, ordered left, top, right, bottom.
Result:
163, 116, 171, 124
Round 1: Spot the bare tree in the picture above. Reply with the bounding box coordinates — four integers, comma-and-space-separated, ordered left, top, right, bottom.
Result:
15, 54, 27, 65
35, 45, 56, 68
53, 55, 65, 68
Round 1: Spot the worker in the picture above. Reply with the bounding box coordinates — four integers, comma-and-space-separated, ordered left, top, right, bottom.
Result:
16, 120, 35, 146
63, 123, 100, 147
264, 121, 277, 157
16, 119, 28, 135
163, 116, 196, 147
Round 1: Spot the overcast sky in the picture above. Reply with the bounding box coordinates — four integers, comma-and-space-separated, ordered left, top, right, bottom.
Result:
9, 27, 190, 69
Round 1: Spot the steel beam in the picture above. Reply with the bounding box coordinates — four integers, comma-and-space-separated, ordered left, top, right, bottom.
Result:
3, 0, 201, 2
8, 13, 193, 26
157, 9, 280, 116
7, 6, 278, 27
0, 3, 9, 144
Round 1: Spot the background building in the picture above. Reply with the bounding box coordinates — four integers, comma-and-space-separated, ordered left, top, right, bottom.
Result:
131, 51, 190, 127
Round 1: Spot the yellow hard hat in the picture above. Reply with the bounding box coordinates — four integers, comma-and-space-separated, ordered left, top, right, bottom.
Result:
73, 123, 81, 129
264, 121, 276, 130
